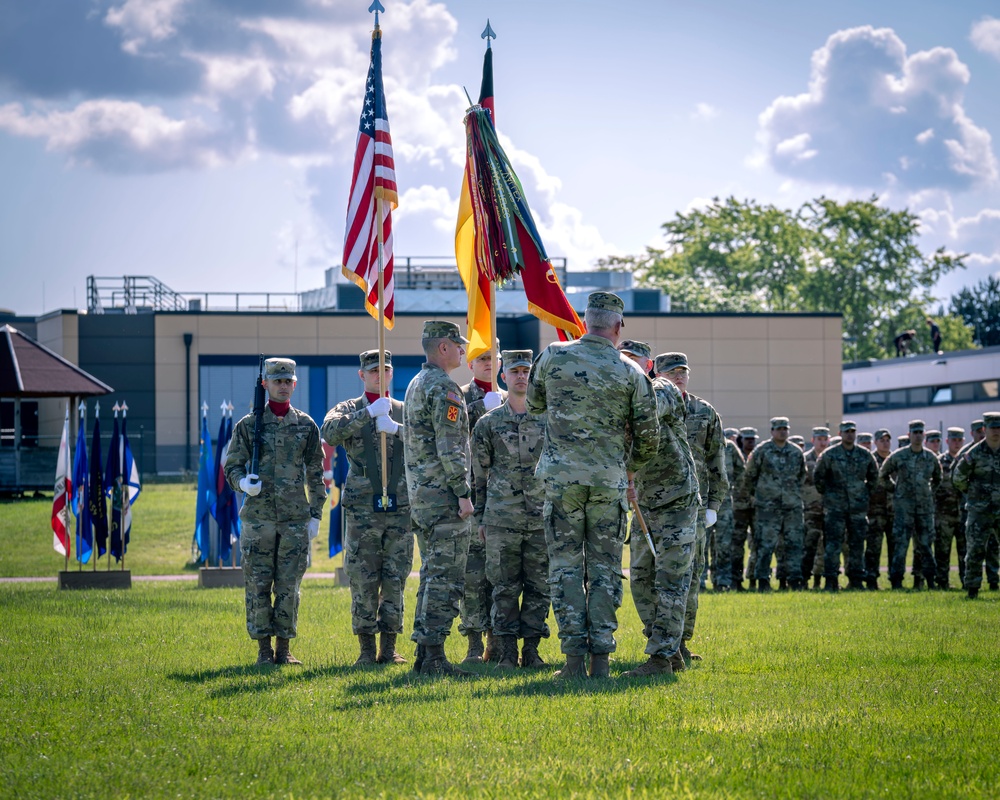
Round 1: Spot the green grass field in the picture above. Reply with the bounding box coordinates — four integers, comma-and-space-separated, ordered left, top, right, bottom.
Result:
3, 486, 997, 798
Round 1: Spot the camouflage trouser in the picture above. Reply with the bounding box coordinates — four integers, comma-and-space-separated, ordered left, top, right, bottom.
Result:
683, 509, 708, 642
802, 510, 825, 580
823, 508, 867, 581
485, 525, 551, 639
889, 503, 935, 584
344, 507, 413, 635
711, 497, 734, 589
630, 499, 697, 659
987, 534, 1000, 584
934, 511, 965, 587
543, 483, 627, 656
731, 506, 754, 584
240, 519, 310, 640
410, 506, 471, 646
754, 506, 804, 583
965, 511, 1000, 591
865, 508, 893, 582
458, 537, 492, 636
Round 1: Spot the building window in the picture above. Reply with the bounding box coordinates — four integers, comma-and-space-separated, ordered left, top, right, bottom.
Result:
979, 380, 999, 400
931, 386, 952, 404
887, 390, 907, 408
846, 394, 866, 412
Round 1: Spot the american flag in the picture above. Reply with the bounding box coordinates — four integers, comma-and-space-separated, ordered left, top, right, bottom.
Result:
342, 30, 397, 329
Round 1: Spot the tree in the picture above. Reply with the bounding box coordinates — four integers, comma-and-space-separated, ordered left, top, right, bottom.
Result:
951, 276, 1000, 347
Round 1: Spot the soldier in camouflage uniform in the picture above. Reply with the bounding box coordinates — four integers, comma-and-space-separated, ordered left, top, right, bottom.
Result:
403, 321, 476, 676
527, 292, 659, 679
472, 350, 549, 670
953, 412, 1000, 598
225, 358, 326, 666
714, 429, 744, 592
731, 426, 757, 590
661, 353, 728, 660
623, 352, 701, 677
460, 345, 505, 663
864, 429, 895, 589
955, 419, 1000, 590
321, 349, 410, 667
934, 427, 966, 589
878, 420, 942, 589
857, 432, 873, 451
801, 426, 830, 589
744, 417, 806, 590
924, 430, 942, 455
813, 420, 879, 591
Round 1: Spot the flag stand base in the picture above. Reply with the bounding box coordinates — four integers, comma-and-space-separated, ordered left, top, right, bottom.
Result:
59, 570, 132, 590
198, 567, 243, 589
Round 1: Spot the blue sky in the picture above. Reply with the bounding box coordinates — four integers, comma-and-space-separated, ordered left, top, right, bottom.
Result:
1, 0, 998, 316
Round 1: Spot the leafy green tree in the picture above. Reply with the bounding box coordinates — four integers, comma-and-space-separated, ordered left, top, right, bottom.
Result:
951, 276, 1000, 347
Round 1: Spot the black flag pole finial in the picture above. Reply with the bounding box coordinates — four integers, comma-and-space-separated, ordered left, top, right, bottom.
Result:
481, 19, 496, 48
369, 0, 385, 29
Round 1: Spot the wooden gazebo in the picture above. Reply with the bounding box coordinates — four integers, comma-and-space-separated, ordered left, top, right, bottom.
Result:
0, 324, 113, 494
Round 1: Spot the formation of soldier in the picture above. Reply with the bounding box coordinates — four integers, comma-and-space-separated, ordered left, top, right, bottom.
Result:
224, 304, 1000, 672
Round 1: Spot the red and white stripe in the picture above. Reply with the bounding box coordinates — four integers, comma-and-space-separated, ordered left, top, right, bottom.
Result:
52, 412, 72, 557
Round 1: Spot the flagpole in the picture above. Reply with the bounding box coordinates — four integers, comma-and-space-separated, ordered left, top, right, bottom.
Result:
490, 283, 498, 393
93, 401, 99, 573
121, 401, 129, 573
63, 402, 70, 573
109, 403, 119, 573
79, 400, 86, 572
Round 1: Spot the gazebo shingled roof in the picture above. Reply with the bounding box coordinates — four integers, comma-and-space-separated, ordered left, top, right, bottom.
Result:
0, 324, 113, 398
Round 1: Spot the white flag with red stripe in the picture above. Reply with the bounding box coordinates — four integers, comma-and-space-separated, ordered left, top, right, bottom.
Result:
342, 27, 397, 329
52, 409, 72, 557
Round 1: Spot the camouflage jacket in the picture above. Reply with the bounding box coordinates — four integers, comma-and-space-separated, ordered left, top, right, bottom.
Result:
952, 440, 1000, 514
463, 381, 508, 433
724, 439, 745, 506
878, 446, 942, 509
472, 402, 545, 529
225, 405, 326, 524
684, 393, 729, 511
402, 363, 471, 508
869, 451, 893, 516
935, 451, 962, 518
526, 334, 659, 489
813, 443, 879, 514
744, 440, 805, 511
637, 377, 699, 510
801, 448, 824, 516
732, 447, 755, 511
320, 395, 408, 510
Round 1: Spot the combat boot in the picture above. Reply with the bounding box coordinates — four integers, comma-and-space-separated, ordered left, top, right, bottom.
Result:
668, 651, 687, 672
913, 575, 925, 590
680, 641, 702, 664
520, 637, 546, 669
748, 579, 757, 590
778, 578, 788, 591
412, 643, 425, 673
847, 577, 865, 591
420, 644, 471, 677
376, 632, 407, 665
462, 632, 485, 664
274, 637, 302, 665
925, 576, 936, 590
589, 652, 610, 679
553, 654, 587, 680
812, 575, 822, 589
256, 637, 274, 666
890, 578, 904, 590
734, 581, 745, 592
867, 577, 879, 591
622, 655, 673, 678
757, 580, 771, 593
968, 587, 979, 599
496, 636, 519, 670
937, 580, 950, 591
353, 633, 377, 667
824, 577, 839, 592
482, 629, 499, 663
990, 582, 999, 591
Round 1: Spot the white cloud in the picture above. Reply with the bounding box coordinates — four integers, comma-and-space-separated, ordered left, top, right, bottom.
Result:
395, 184, 457, 235
105, 0, 189, 54
756, 26, 998, 190
691, 102, 718, 121
970, 17, 1000, 60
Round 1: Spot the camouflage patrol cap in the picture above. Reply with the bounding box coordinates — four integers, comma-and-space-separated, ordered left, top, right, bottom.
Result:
839, 420, 857, 433
422, 320, 469, 344
857, 432, 873, 443
359, 349, 392, 371
925, 429, 941, 441
812, 426, 830, 437
655, 352, 689, 374
618, 340, 651, 360
898, 435, 910, 446
984, 412, 1000, 428
587, 291, 625, 315
908, 419, 926, 433
724, 427, 739, 437
946, 427, 965, 438
264, 358, 296, 380
971, 419, 985, 431
501, 349, 533, 369
874, 428, 891, 440
770, 416, 790, 429
830, 435, 842, 446
789, 435, 805, 447
740, 426, 758, 438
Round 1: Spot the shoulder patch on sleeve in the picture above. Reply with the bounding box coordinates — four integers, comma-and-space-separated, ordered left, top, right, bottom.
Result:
447, 390, 463, 405
446, 404, 460, 423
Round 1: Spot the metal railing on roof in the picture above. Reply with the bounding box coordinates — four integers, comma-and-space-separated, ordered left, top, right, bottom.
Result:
87, 276, 301, 314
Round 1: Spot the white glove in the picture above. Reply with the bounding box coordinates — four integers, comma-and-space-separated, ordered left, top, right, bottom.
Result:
308, 518, 320, 540
375, 415, 399, 435
239, 474, 262, 496
705, 509, 718, 527
483, 391, 503, 411
366, 397, 391, 418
